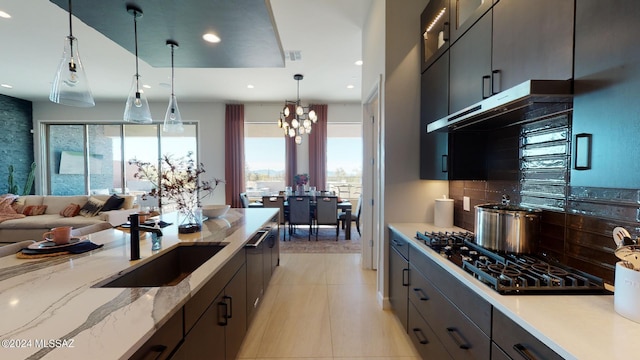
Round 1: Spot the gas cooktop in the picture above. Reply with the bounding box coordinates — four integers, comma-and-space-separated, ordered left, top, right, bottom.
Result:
416, 231, 611, 295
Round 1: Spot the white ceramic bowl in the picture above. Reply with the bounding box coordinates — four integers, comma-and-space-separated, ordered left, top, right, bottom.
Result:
202, 204, 230, 218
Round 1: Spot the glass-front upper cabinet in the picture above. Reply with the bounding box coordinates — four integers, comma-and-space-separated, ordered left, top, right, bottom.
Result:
450, 0, 494, 43
421, 0, 450, 73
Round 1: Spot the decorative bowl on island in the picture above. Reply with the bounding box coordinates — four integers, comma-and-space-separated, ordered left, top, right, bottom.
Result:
201, 205, 230, 218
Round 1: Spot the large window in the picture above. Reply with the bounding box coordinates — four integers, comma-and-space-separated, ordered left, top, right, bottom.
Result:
327, 123, 362, 201
45, 123, 198, 200
244, 123, 285, 199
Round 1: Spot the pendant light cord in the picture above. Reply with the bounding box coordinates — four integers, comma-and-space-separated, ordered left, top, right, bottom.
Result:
170, 44, 175, 97
68, 0, 74, 56
133, 9, 140, 91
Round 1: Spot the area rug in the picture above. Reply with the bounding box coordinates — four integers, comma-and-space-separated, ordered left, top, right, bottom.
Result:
279, 225, 361, 253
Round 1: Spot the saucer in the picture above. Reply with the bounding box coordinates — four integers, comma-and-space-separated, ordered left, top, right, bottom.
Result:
29, 237, 87, 250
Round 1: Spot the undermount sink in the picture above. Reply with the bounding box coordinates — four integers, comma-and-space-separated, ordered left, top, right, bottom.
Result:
95, 243, 227, 288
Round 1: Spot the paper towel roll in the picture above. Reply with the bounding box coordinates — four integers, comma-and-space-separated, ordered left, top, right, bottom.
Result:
434, 198, 454, 228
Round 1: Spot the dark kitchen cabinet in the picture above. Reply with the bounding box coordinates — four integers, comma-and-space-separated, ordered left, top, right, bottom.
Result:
246, 234, 264, 326
571, 0, 640, 189
408, 301, 452, 360
421, 0, 450, 73
446, 0, 573, 113
421, 51, 449, 180
421, 49, 487, 180
491, 0, 574, 93
409, 249, 491, 360
449, 0, 493, 44
389, 229, 409, 331
492, 309, 563, 360
129, 309, 183, 360
449, 9, 492, 114
174, 251, 247, 360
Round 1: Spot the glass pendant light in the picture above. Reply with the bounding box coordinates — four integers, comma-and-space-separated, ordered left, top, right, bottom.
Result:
163, 40, 183, 133
49, 0, 95, 107
123, 5, 152, 123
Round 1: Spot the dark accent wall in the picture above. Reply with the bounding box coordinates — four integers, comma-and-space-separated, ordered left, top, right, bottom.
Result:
450, 110, 629, 285
0, 94, 34, 194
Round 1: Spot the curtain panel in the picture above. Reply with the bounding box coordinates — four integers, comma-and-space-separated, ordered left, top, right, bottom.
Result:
284, 104, 297, 186
224, 104, 245, 208
308, 104, 328, 190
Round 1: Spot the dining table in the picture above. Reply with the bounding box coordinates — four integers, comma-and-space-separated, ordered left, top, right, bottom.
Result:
249, 198, 353, 240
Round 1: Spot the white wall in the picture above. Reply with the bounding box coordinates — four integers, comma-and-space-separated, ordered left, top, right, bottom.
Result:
361, 0, 451, 308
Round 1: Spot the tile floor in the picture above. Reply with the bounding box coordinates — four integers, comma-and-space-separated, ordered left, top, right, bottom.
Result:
237, 253, 420, 359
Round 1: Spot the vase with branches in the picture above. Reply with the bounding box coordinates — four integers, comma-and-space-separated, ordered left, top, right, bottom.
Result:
129, 152, 224, 232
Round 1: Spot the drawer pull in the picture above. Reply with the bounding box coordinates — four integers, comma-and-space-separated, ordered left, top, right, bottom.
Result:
513, 343, 538, 360
392, 239, 404, 247
402, 268, 410, 286
412, 288, 429, 301
217, 301, 228, 326
412, 328, 429, 345
446, 327, 470, 349
224, 295, 233, 319
141, 345, 167, 360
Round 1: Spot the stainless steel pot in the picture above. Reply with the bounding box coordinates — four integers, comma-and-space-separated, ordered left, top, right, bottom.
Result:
474, 204, 541, 253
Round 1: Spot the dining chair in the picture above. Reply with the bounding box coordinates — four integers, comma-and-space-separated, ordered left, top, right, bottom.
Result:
340, 194, 362, 236
239, 192, 249, 208
262, 196, 287, 241
315, 196, 339, 241
287, 196, 312, 241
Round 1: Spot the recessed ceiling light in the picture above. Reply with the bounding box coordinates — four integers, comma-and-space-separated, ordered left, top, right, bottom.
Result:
1, 84, 13, 89
159, 82, 171, 89
347, 85, 355, 89
247, 84, 254, 89
202, 33, 221, 43
142, 84, 151, 89
354, 60, 363, 66
0, 11, 11, 19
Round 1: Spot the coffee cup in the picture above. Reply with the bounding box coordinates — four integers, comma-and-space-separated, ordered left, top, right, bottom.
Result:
43, 226, 73, 245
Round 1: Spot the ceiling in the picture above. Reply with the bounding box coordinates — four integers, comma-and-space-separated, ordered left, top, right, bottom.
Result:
0, 0, 371, 104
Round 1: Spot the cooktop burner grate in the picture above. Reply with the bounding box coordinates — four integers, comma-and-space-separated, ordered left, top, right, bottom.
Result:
416, 231, 611, 295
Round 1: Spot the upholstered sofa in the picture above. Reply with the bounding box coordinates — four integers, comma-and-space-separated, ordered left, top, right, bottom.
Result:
0, 194, 138, 243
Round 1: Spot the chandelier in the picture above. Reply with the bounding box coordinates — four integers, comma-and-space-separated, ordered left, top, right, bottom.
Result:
278, 74, 318, 145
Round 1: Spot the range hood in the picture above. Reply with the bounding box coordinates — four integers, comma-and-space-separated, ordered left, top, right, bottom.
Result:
426, 80, 573, 132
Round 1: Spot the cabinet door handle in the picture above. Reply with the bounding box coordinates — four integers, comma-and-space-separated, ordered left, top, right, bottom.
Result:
140, 345, 167, 360
392, 239, 403, 247
224, 295, 233, 319
446, 327, 470, 349
513, 343, 539, 360
217, 301, 228, 326
412, 288, 429, 301
482, 75, 491, 99
402, 268, 410, 286
441, 154, 448, 173
443, 22, 449, 42
412, 328, 429, 345
491, 69, 501, 95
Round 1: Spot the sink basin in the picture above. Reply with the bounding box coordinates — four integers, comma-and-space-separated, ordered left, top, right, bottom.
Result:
95, 243, 227, 288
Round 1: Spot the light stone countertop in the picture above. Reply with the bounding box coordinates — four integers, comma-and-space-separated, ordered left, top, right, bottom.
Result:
390, 222, 640, 360
0, 208, 278, 360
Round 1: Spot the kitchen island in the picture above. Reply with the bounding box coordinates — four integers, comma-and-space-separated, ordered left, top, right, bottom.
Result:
0, 208, 278, 360
390, 223, 640, 360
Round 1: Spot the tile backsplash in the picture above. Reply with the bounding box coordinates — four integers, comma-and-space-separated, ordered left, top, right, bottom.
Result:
448, 112, 635, 284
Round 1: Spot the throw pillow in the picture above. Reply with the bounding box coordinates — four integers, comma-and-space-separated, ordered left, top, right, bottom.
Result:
11, 197, 25, 214
101, 194, 125, 211
59, 203, 81, 217
79, 197, 105, 217
22, 205, 47, 216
